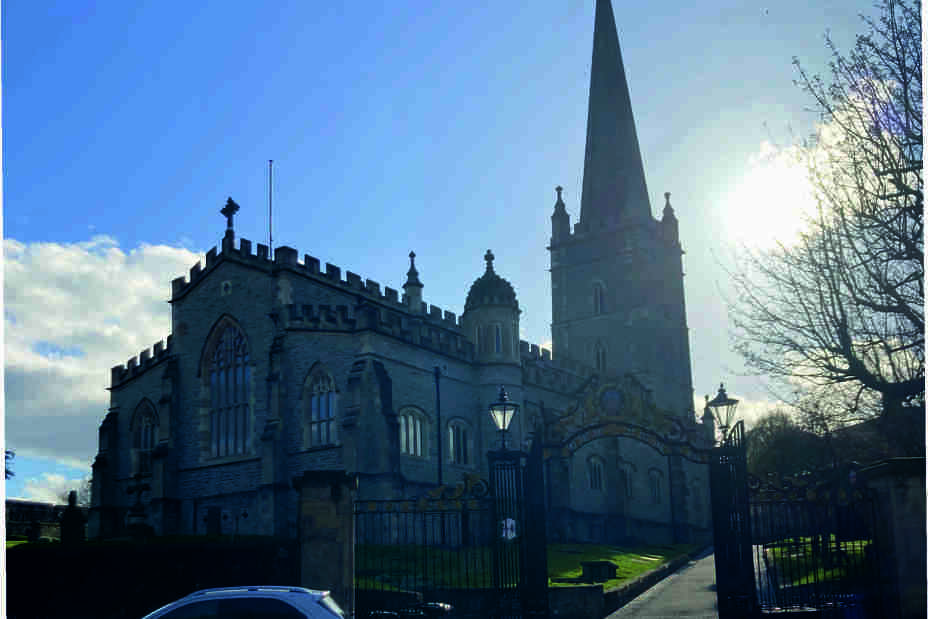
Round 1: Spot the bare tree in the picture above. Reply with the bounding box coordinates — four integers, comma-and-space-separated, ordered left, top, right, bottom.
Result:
730, 0, 923, 452
4, 449, 13, 480
746, 410, 825, 476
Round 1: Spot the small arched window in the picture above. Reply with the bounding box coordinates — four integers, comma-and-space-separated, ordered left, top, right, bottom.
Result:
209, 323, 251, 458
618, 468, 631, 498
595, 342, 607, 373
588, 456, 604, 491
398, 407, 427, 458
305, 371, 338, 448
593, 282, 605, 315
649, 470, 663, 504
448, 420, 470, 465
691, 479, 702, 513
131, 402, 158, 475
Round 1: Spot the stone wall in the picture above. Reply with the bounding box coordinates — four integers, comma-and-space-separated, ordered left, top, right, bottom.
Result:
861, 457, 926, 619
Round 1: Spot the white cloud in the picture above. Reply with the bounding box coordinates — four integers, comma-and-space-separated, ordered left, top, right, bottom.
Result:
4, 236, 203, 466
17, 472, 86, 504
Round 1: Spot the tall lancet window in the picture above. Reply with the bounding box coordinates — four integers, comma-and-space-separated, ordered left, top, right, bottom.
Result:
595, 341, 607, 373
209, 325, 251, 457
306, 372, 338, 447
131, 402, 158, 475
593, 282, 605, 315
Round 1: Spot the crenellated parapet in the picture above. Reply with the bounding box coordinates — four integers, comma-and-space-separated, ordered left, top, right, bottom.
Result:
110, 336, 175, 388
284, 303, 476, 362
519, 339, 593, 392
170, 237, 465, 335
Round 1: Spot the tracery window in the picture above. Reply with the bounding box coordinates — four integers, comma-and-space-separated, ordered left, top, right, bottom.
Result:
306, 372, 338, 447
399, 408, 427, 457
209, 325, 251, 458
131, 402, 158, 475
448, 420, 470, 465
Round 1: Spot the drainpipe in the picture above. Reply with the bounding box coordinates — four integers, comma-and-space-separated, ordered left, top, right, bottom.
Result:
434, 366, 443, 487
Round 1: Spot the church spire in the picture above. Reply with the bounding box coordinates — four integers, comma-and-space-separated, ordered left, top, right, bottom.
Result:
579, 0, 651, 228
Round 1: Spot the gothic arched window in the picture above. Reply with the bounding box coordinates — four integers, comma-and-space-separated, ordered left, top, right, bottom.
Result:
209, 324, 251, 458
593, 282, 605, 315
649, 470, 663, 504
398, 407, 428, 458
691, 478, 702, 513
448, 419, 470, 465
588, 456, 604, 491
618, 468, 630, 498
131, 401, 158, 475
304, 370, 338, 448
595, 341, 607, 372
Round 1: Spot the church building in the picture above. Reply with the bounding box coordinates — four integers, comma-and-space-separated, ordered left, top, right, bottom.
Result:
89, 0, 713, 544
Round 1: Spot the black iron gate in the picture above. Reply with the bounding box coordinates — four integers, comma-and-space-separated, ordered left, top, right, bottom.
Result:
354, 441, 548, 619
354, 492, 498, 618
709, 421, 886, 618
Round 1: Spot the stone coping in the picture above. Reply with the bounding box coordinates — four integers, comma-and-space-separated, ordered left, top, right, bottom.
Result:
858, 456, 925, 480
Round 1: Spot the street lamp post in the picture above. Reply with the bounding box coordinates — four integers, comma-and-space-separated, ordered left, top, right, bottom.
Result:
487, 385, 523, 601
489, 385, 519, 450
706, 383, 740, 443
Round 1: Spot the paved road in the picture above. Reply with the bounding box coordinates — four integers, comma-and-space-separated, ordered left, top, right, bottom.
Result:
606, 550, 719, 619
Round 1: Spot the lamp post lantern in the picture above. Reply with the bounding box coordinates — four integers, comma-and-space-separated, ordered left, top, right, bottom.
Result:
489, 385, 519, 450
706, 383, 740, 441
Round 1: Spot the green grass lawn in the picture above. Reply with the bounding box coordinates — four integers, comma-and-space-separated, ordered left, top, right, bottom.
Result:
356, 542, 698, 593
548, 543, 698, 590
765, 536, 872, 588
6, 540, 29, 549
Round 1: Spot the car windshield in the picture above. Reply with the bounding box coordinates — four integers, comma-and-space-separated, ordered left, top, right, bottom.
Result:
317, 595, 345, 618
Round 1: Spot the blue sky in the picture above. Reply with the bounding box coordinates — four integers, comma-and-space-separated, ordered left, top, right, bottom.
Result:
3, 0, 875, 500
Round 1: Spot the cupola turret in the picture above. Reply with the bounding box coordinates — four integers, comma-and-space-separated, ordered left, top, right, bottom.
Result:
462, 250, 520, 364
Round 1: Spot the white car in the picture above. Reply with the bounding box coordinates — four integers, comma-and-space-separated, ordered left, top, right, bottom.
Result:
141, 586, 345, 619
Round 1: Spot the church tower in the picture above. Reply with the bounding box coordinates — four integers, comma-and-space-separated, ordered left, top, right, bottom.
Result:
549, 0, 694, 417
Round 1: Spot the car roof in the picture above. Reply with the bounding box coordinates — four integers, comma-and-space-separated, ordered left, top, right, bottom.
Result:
143, 587, 332, 618
183, 586, 328, 600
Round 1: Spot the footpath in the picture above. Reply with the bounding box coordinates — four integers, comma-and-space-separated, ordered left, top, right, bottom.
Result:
605, 548, 718, 619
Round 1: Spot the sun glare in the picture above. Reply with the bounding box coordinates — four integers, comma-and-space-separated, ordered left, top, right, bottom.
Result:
722, 142, 819, 250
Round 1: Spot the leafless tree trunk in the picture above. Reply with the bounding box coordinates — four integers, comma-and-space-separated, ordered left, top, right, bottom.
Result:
730, 0, 923, 453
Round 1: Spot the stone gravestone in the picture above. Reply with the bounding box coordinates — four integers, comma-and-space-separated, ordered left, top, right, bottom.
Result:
26, 518, 41, 542
60, 490, 87, 544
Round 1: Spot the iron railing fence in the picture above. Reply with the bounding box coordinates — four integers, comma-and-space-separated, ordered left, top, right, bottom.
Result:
354, 499, 509, 619
750, 494, 884, 617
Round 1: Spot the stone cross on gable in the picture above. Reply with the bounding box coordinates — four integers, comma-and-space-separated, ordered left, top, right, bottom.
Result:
221, 197, 240, 231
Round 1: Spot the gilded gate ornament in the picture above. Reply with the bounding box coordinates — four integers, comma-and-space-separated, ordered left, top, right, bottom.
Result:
544, 378, 712, 463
